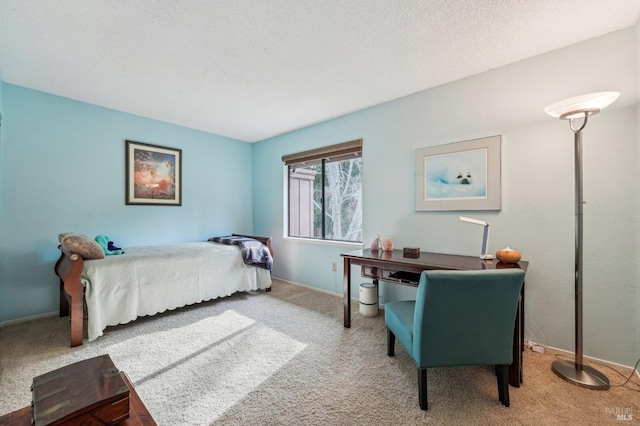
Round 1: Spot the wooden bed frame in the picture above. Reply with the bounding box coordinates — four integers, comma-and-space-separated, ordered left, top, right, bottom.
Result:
54, 234, 274, 347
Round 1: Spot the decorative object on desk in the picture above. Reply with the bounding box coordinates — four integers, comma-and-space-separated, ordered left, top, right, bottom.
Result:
414, 135, 501, 211
371, 233, 385, 252
403, 247, 420, 258
544, 91, 619, 390
370, 237, 379, 252
495, 247, 521, 264
383, 238, 394, 252
459, 216, 494, 260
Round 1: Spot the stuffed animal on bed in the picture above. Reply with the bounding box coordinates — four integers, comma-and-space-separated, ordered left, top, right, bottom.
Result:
95, 235, 124, 255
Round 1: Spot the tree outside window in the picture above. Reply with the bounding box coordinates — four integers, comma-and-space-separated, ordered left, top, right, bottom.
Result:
285, 141, 362, 243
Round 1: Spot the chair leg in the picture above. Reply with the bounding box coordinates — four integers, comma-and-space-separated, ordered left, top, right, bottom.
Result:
387, 328, 395, 357
418, 367, 428, 410
496, 364, 510, 407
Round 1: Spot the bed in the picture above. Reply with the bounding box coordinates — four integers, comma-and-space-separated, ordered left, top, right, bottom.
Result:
54, 233, 273, 347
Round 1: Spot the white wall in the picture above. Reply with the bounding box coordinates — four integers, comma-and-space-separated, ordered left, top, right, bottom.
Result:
253, 26, 640, 366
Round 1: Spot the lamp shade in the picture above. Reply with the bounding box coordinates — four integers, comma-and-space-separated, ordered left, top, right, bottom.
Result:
459, 216, 488, 226
544, 91, 620, 119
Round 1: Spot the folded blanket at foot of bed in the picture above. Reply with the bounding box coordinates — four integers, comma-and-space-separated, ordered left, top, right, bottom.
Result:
208, 235, 273, 270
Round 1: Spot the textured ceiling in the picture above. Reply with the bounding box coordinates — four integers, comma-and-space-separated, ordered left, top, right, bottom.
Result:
1, 1, 639, 142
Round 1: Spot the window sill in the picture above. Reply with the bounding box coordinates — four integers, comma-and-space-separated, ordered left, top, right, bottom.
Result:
282, 236, 362, 249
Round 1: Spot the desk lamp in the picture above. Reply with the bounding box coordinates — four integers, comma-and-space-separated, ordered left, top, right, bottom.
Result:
544, 91, 619, 390
459, 216, 494, 260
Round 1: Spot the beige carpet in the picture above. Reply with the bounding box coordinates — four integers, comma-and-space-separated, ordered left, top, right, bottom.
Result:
1, 279, 638, 425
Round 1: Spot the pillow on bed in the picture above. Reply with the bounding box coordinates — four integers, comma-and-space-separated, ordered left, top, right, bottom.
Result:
59, 233, 105, 259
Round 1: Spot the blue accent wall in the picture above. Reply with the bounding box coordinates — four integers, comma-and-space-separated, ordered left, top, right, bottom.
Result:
0, 84, 254, 323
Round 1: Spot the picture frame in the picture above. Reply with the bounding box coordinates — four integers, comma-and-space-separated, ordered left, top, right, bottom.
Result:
125, 140, 182, 206
414, 135, 501, 211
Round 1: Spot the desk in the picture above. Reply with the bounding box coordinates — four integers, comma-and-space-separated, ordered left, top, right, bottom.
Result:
341, 249, 528, 387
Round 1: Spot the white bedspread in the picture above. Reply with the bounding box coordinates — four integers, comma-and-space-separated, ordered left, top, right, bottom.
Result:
80, 242, 272, 341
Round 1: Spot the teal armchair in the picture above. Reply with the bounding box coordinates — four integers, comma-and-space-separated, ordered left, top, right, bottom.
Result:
385, 269, 525, 410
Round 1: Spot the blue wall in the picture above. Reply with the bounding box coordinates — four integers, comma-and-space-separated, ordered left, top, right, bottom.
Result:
0, 84, 255, 323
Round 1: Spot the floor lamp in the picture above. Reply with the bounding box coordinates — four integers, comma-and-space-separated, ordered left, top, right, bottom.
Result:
544, 91, 619, 390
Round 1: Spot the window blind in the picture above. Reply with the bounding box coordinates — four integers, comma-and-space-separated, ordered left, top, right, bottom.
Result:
282, 139, 362, 167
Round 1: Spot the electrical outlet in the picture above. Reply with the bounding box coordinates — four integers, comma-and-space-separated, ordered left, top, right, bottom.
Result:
531, 344, 545, 353
331, 262, 337, 271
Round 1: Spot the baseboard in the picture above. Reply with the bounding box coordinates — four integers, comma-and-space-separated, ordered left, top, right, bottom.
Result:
271, 276, 385, 310
530, 341, 639, 377
0, 311, 58, 328
271, 276, 344, 298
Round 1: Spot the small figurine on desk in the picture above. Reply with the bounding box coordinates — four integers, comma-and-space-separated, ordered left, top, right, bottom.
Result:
370, 235, 379, 251
371, 234, 393, 252
371, 233, 386, 252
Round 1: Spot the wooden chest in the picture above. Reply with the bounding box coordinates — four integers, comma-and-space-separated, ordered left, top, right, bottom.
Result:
31, 354, 130, 425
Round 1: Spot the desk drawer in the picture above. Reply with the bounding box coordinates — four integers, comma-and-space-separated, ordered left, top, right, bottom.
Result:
383, 270, 421, 285
361, 266, 420, 285
361, 265, 381, 279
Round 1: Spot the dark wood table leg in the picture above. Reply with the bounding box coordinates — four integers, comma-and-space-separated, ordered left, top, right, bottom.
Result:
343, 257, 351, 328
520, 282, 525, 383
509, 287, 524, 387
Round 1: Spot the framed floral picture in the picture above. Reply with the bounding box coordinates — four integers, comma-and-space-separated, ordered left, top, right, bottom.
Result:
415, 135, 501, 211
125, 140, 182, 206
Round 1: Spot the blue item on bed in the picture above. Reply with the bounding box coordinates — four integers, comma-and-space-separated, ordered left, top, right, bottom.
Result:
208, 235, 273, 270
95, 234, 124, 255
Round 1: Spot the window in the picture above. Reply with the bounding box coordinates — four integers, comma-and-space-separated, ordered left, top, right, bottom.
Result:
283, 139, 362, 243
